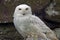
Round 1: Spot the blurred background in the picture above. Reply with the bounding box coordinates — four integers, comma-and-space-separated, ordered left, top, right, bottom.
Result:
0, 0, 60, 40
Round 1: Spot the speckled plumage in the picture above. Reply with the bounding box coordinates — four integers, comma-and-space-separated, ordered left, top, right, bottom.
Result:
13, 4, 58, 40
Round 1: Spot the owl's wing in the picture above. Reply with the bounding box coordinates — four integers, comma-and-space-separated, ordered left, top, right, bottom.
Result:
29, 15, 58, 40
29, 15, 50, 32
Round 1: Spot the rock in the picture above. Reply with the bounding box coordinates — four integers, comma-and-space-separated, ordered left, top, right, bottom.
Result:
54, 28, 60, 39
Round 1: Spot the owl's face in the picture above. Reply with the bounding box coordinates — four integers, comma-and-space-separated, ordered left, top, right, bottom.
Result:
14, 4, 32, 17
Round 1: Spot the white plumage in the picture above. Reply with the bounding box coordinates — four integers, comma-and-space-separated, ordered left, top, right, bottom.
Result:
13, 4, 58, 40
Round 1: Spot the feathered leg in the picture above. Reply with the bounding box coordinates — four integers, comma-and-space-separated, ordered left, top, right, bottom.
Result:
25, 32, 49, 40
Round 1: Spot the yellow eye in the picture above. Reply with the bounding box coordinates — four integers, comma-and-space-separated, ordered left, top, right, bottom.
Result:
19, 8, 21, 10
26, 8, 28, 10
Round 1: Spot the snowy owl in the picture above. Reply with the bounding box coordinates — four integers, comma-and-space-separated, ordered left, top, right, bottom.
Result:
13, 4, 58, 40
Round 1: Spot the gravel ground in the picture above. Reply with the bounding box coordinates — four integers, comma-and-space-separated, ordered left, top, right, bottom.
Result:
0, 23, 24, 40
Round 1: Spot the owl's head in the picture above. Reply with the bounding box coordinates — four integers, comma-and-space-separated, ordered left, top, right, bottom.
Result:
13, 4, 32, 17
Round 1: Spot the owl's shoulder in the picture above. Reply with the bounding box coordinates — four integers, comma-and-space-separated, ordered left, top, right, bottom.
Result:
29, 15, 41, 21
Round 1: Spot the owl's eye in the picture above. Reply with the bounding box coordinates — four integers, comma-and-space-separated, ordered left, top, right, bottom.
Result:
19, 8, 21, 10
25, 8, 28, 10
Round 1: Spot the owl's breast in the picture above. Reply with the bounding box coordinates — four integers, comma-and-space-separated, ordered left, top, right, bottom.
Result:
14, 16, 31, 26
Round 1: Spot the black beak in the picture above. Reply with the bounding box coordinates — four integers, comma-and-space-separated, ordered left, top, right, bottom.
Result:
23, 13, 25, 15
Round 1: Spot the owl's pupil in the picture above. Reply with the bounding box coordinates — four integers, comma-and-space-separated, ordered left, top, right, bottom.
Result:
26, 8, 28, 10
19, 8, 21, 10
